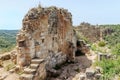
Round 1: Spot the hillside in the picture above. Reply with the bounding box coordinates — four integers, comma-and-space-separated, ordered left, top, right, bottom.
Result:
75, 23, 120, 79
0, 30, 18, 54
100, 24, 120, 47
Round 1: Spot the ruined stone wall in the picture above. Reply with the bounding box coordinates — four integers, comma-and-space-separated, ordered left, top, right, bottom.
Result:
16, 6, 76, 68
75, 22, 101, 43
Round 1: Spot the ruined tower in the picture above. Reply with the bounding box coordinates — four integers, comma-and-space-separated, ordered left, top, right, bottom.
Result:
16, 6, 76, 68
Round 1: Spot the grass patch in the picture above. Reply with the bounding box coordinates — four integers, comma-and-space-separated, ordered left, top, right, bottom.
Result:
95, 57, 120, 80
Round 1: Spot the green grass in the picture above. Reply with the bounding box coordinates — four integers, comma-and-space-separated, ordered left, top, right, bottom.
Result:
93, 25, 120, 80
95, 57, 120, 80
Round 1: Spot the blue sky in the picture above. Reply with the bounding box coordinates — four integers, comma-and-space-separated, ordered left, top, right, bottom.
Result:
0, 0, 120, 30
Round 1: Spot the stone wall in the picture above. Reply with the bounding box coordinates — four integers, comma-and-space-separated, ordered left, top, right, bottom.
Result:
16, 6, 76, 68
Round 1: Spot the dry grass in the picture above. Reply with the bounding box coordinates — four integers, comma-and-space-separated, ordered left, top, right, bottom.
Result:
3, 60, 15, 71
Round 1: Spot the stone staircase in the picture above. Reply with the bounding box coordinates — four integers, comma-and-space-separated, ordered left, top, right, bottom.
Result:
20, 59, 44, 80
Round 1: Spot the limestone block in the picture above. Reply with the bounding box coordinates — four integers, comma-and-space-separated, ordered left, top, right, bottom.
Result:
10, 50, 17, 64
86, 68, 95, 79
79, 74, 86, 80
33, 63, 47, 80
97, 53, 109, 61
95, 66, 102, 74
94, 73, 102, 80
0, 52, 11, 60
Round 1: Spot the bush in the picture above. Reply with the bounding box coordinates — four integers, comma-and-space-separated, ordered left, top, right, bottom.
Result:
98, 41, 106, 47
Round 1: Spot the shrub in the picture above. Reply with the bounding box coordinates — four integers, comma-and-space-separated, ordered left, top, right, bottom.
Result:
98, 41, 106, 47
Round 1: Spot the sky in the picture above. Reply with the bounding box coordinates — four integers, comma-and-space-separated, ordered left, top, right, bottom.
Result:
0, 0, 120, 30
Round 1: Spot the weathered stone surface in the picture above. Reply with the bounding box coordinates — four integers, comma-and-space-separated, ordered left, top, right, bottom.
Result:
30, 64, 39, 69
79, 74, 86, 80
95, 66, 102, 74
9, 68, 15, 73
33, 62, 47, 80
94, 73, 102, 80
97, 53, 111, 61
16, 5, 76, 67
20, 74, 33, 80
17, 5, 77, 80
24, 68, 36, 74
0, 53, 11, 61
10, 50, 17, 64
86, 68, 95, 79
31, 59, 44, 64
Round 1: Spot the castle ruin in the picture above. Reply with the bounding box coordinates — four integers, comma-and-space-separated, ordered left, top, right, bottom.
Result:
16, 6, 77, 80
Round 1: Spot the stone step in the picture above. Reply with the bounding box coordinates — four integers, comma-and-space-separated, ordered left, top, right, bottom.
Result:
20, 74, 34, 80
30, 64, 39, 69
31, 59, 44, 64
24, 68, 36, 74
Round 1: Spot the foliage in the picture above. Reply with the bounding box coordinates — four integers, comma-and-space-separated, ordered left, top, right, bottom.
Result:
95, 24, 120, 79
96, 57, 120, 80
0, 30, 18, 53
100, 24, 120, 47
112, 43, 120, 55
91, 44, 97, 51
98, 41, 106, 47
76, 31, 90, 44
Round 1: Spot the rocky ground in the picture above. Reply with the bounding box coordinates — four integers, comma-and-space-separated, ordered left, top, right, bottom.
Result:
0, 60, 19, 80
0, 51, 97, 80
48, 52, 97, 80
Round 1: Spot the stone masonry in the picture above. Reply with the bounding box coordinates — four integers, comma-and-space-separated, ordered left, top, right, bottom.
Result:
16, 5, 76, 80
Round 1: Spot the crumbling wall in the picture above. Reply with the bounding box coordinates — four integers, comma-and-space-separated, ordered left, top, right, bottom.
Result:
16, 6, 76, 68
